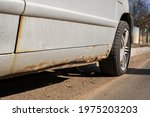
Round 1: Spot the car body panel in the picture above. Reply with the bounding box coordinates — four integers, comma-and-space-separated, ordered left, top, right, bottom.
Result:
0, 0, 131, 78
16, 16, 115, 52
16, 0, 118, 52
0, 54, 14, 77
0, 14, 19, 54
0, 0, 25, 54
24, 0, 117, 20
0, 0, 25, 15
0, 45, 108, 78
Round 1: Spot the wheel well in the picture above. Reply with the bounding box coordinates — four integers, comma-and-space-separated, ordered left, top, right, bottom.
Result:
120, 13, 132, 29
120, 13, 133, 43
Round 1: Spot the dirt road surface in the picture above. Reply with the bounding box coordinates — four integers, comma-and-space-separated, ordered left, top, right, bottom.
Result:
0, 53, 150, 100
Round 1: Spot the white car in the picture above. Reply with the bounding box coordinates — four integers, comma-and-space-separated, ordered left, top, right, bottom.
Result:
0, 0, 133, 79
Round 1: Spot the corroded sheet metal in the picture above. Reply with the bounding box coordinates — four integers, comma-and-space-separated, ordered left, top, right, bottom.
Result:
0, 45, 108, 79
0, 0, 130, 79
13, 45, 107, 74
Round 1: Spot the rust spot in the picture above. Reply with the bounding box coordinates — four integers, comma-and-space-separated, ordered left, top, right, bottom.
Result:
16, 16, 24, 53
25, 65, 36, 71
92, 45, 97, 48
80, 56, 85, 60
64, 59, 69, 62
12, 55, 106, 75
79, 55, 103, 63
83, 56, 100, 62
24, 63, 49, 72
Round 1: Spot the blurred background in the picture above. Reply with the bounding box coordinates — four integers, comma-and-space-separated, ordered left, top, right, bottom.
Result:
129, 0, 150, 46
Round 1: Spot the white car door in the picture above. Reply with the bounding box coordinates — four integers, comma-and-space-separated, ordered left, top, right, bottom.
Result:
15, 0, 118, 52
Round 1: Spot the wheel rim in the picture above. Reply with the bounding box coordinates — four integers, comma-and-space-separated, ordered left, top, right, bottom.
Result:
120, 29, 130, 71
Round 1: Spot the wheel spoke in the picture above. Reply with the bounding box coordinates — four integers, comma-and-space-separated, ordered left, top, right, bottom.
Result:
123, 54, 127, 68
120, 48, 124, 61
124, 29, 129, 46
121, 35, 125, 46
124, 46, 129, 54
120, 28, 129, 71
121, 53, 127, 70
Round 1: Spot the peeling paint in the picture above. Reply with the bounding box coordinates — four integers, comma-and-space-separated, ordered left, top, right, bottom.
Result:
21, 55, 104, 73
16, 16, 24, 53
24, 63, 49, 72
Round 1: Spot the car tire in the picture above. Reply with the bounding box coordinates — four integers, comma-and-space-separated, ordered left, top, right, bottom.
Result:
99, 21, 131, 76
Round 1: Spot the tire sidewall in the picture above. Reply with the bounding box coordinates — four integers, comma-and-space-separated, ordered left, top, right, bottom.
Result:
117, 22, 131, 74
